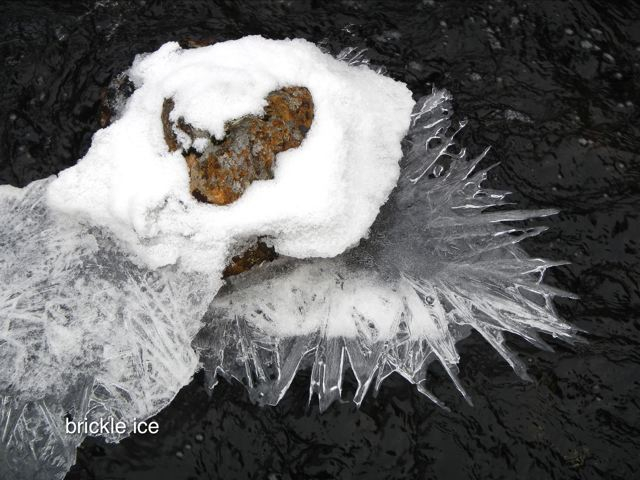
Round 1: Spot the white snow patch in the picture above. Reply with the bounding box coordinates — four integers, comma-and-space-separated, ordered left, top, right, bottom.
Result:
47, 36, 414, 274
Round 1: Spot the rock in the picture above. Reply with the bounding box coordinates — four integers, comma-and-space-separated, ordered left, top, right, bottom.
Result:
179, 36, 217, 49
99, 74, 135, 128
101, 77, 314, 277
162, 85, 314, 276
162, 86, 314, 205
222, 241, 277, 278
161, 98, 179, 151
99, 38, 218, 128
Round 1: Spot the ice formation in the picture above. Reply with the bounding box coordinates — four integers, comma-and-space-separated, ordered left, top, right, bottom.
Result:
47, 36, 414, 271
0, 39, 576, 480
0, 178, 218, 479
195, 85, 577, 410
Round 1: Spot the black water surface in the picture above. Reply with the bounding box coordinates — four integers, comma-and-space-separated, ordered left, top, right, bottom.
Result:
1, 0, 639, 478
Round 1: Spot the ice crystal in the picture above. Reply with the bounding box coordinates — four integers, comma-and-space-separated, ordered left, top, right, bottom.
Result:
0, 179, 217, 479
194, 88, 577, 411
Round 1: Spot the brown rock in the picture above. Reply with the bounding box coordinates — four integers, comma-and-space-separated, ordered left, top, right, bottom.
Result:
162, 86, 314, 205
98, 71, 313, 278
99, 74, 135, 128
179, 36, 217, 49
161, 98, 179, 152
161, 85, 314, 277
222, 241, 277, 278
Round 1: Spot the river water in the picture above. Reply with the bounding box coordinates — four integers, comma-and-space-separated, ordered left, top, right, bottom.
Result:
1, 0, 639, 478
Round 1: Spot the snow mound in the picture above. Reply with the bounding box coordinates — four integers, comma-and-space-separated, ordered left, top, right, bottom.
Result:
47, 37, 414, 273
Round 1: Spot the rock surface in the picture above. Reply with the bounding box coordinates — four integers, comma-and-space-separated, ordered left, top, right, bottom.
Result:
222, 240, 277, 278
162, 86, 314, 205
161, 85, 314, 276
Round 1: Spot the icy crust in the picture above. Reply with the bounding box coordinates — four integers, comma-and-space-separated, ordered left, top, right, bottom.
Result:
195, 87, 578, 410
47, 37, 414, 273
0, 179, 218, 479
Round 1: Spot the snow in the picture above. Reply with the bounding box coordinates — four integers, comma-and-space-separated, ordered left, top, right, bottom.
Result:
47, 37, 414, 273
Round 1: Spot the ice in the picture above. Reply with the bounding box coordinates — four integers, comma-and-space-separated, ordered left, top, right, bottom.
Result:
194, 87, 577, 411
0, 179, 218, 479
47, 37, 414, 273
0, 39, 414, 478
0, 42, 577, 480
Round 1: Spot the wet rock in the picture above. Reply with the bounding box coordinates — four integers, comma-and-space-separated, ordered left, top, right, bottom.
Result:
179, 36, 216, 49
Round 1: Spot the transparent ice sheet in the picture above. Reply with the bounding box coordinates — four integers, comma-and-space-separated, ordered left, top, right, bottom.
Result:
0, 180, 217, 478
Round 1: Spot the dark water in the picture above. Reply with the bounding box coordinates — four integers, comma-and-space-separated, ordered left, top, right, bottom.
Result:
1, 0, 639, 478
